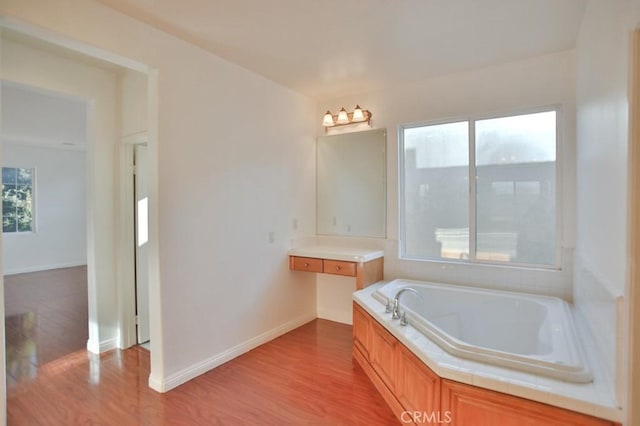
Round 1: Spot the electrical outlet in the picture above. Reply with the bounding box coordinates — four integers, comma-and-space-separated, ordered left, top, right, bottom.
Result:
268, 231, 275, 243
292, 218, 298, 230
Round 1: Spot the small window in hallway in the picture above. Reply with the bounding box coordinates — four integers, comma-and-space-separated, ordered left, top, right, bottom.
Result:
2, 167, 35, 233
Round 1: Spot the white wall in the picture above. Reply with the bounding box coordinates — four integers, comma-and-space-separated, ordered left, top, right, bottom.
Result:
1, 81, 87, 146
576, 1, 629, 300
574, 0, 640, 417
316, 50, 577, 324
0, 0, 317, 393
120, 69, 147, 138
317, 274, 355, 325
2, 143, 86, 274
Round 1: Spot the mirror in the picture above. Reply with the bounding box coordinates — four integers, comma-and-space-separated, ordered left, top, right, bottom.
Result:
317, 128, 386, 238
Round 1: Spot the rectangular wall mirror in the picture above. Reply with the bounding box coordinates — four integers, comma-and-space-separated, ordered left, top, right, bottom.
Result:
317, 128, 386, 238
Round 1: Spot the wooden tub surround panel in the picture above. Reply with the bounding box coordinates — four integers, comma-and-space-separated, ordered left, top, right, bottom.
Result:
352, 302, 618, 426
441, 380, 612, 426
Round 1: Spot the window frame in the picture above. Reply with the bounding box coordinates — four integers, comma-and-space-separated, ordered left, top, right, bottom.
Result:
398, 105, 563, 270
2, 166, 37, 235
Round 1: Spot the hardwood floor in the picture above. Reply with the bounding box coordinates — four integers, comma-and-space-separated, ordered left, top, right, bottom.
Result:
4, 266, 88, 389
7, 319, 399, 425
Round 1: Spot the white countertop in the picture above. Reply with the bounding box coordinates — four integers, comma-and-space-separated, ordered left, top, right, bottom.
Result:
353, 282, 622, 423
288, 245, 384, 262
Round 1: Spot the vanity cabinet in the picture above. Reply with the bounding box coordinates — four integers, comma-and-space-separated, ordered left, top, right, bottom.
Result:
288, 247, 383, 290
290, 256, 357, 276
352, 303, 618, 426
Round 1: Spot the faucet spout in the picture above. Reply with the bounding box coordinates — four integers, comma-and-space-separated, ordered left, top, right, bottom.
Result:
392, 287, 419, 320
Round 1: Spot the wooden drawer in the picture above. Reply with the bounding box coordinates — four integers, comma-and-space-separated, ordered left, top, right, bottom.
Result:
323, 259, 356, 277
290, 256, 323, 272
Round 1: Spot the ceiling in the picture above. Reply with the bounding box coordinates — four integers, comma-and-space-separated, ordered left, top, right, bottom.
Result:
99, 0, 587, 100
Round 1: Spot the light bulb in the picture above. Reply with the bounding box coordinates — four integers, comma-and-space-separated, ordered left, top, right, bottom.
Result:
337, 108, 349, 124
322, 110, 334, 127
352, 105, 364, 121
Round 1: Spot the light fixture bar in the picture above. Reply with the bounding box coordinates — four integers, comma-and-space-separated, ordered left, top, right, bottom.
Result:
322, 106, 372, 129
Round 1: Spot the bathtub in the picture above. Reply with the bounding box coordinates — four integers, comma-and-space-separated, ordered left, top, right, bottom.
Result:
372, 279, 593, 383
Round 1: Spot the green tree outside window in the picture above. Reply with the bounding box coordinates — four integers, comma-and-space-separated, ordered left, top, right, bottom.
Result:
2, 167, 34, 233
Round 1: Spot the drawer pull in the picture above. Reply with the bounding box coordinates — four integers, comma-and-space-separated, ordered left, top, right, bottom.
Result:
336, 266, 341, 271
304, 263, 310, 267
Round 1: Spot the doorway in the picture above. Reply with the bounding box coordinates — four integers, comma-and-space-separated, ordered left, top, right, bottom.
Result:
1, 80, 90, 388
0, 23, 159, 418
134, 144, 150, 346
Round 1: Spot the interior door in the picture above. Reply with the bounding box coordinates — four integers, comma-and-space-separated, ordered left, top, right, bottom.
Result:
134, 144, 150, 344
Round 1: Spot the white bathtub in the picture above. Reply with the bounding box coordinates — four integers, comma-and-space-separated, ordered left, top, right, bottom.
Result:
372, 279, 593, 383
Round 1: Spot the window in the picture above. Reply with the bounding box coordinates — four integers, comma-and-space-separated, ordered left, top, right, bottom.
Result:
2, 167, 35, 233
401, 110, 558, 267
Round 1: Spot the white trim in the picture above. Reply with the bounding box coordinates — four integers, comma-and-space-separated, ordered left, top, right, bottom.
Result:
86, 337, 118, 354
121, 131, 148, 145
317, 311, 352, 325
468, 120, 477, 261
151, 313, 316, 393
0, 17, 150, 73
0, 36, 6, 426
397, 125, 407, 258
148, 374, 164, 393
3, 261, 86, 276
116, 143, 136, 350
2, 135, 87, 151
146, 69, 163, 393
625, 28, 640, 426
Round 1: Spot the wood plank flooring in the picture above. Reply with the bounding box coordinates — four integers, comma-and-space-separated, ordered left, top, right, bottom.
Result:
4, 266, 88, 389
7, 319, 399, 425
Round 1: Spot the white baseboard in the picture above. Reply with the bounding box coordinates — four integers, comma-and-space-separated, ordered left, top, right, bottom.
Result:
86, 337, 118, 354
317, 310, 352, 325
155, 312, 316, 393
148, 374, 164, 393
4, 261, 87, 276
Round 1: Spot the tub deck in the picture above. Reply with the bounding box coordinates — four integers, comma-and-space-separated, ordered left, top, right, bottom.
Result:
373, 279, 592, 383
353, 280, 621, 423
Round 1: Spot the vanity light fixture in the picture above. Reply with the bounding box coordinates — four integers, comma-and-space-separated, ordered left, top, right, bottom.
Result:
322, 105, 372, 129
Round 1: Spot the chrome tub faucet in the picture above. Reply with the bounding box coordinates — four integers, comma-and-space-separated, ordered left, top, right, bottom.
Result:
392, 287, 419, 321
